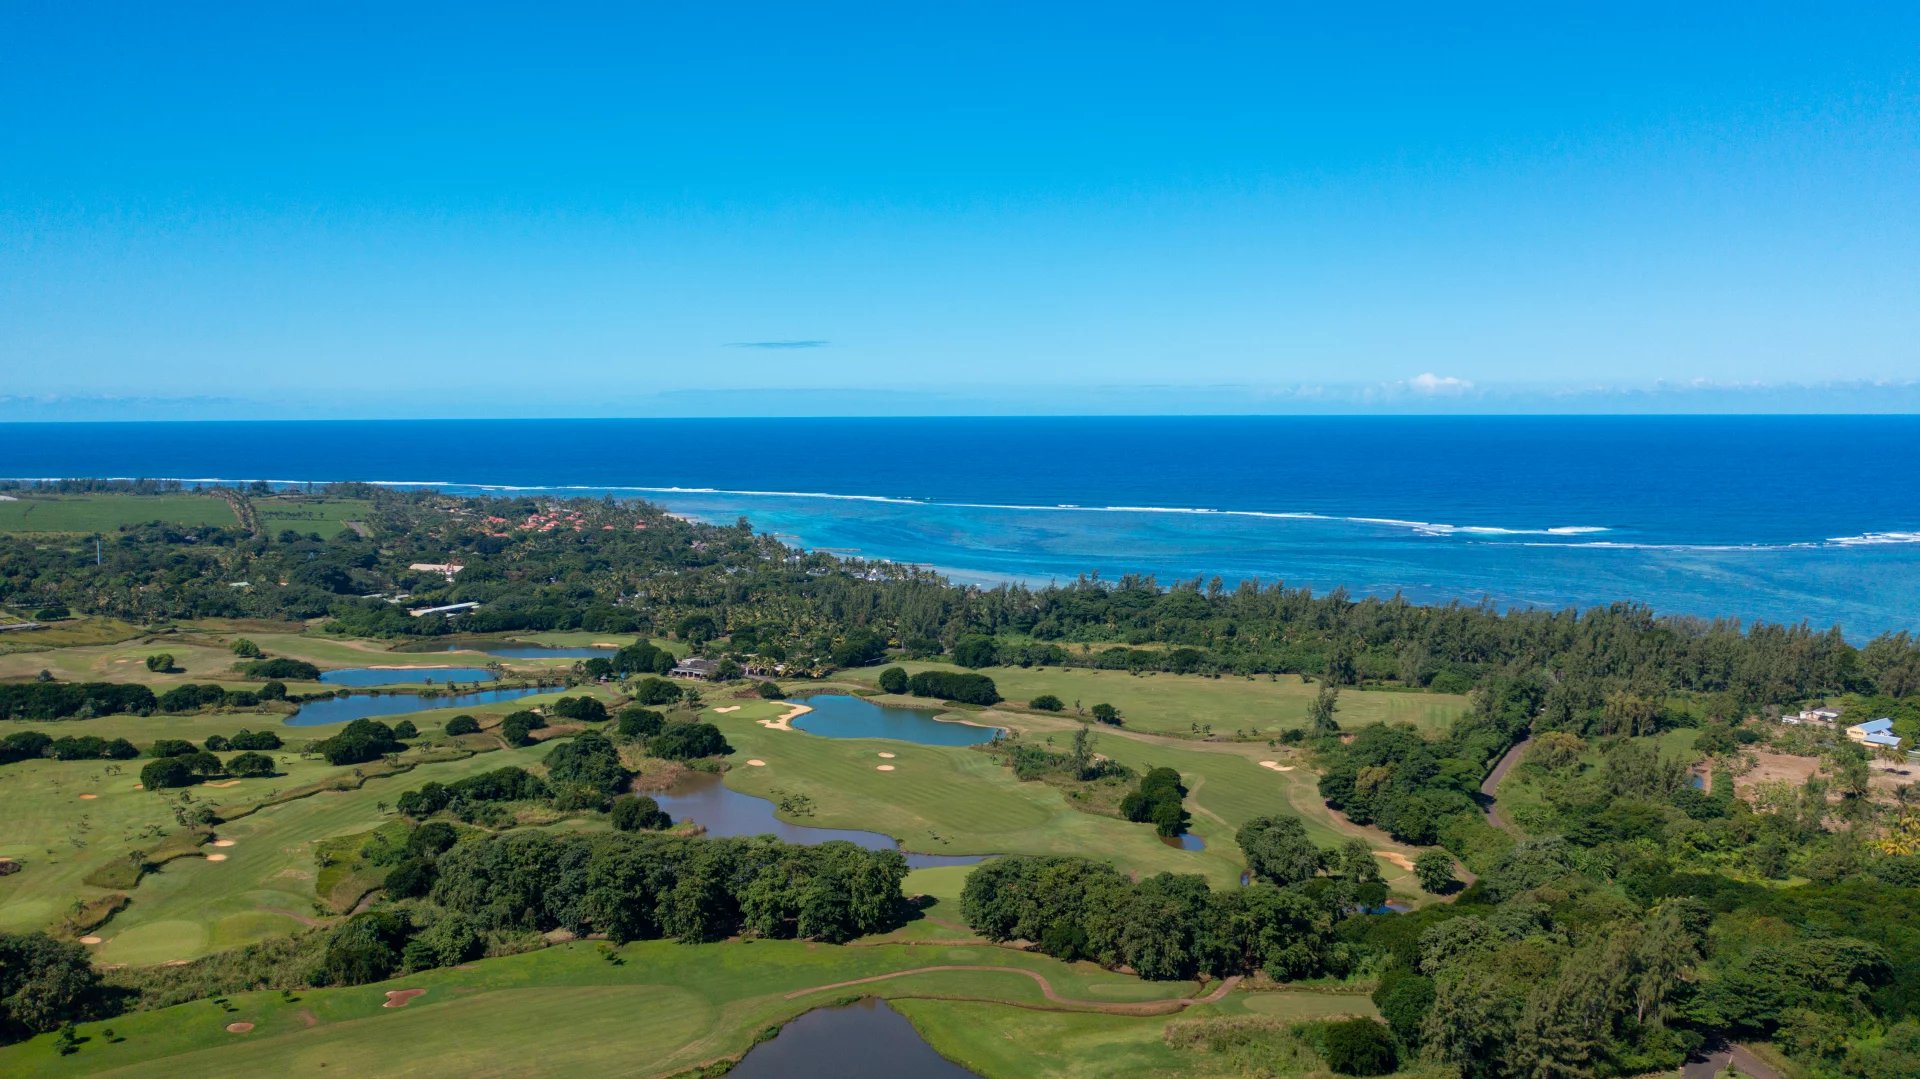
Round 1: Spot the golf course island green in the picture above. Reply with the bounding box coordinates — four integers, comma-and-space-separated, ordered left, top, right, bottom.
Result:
1, 485, 1915, 1077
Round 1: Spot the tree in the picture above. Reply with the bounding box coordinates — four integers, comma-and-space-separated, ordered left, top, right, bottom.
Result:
630, 677, 683, 706
444, 715, 480, 736
1090, 702, 1121, 726
0, 932, 102, 1043
755, 681, 785, 699
1414, 850, 1456, 893
616, 707, 665, 740
1321, 1018, 1397, 1076
230, 638, 262, 658
543, 732, 631, 809
139, 756, 195, 790
611, 794, 672, 832
1309, 683, 1341, 735
649, 722, 731, 760
317, 719, 404, 764
878, 666, 909, 695
1236, 815, 1327, 885
552, 696, 609, 723
952, 635, 998, 668
500, 711, 545, 747
226, 751, 277, 777
145, 653, 174, 672
392, 719, 419, 740
149, 738, 198, 758
1029, 694, 1064, 711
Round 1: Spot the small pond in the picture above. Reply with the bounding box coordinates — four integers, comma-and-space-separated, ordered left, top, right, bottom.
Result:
788, 694, 1001, 747
726, 998, 979, 1078
318, 667, 498, 687
410, 638, 618, 660
286, 685, 548, 727
1160, 833, 1206, 851
653, 772, 988, 869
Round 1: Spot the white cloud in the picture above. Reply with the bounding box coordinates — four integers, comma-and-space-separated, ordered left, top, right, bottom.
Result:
1407, 372, 1474, 395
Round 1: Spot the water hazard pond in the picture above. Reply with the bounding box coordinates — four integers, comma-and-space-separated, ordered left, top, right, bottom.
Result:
787, 694, 1001, 746
317, 667, 497, 687
653, 772, 984, 869
285, 685, 548, 727
727, 998, 978, 1078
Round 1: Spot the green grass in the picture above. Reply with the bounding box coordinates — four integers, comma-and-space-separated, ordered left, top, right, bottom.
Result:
253, 496, 373, 531
0, 493, 238, 534
842, 661, 1469, 739
0, 939, 1228, 1078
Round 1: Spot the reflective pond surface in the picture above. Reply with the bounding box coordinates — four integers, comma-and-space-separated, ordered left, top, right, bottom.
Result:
286, 685, 547, 727
653, 772, 988, 869
318, 667, 498, 687
1160, 832, 1206, 851
725, 998, 979, 1078
788, 694, 1001, 746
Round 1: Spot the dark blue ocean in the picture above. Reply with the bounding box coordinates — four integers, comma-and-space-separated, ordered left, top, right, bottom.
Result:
3, 417, 1917, 637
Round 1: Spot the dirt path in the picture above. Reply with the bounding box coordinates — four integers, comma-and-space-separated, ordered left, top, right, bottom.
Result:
785, 964, 1242, 1016
1684, 1042, 1781, 1079
1480, 734, 1531, 832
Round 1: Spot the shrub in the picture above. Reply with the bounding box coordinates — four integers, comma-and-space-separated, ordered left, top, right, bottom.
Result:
228, 728, 282, 751
1091, 702, 1121, 726
552, 696, 608, 723
0, 731, 52, 764
444, 715, 480, 736
500, 711, 545, 747
149, 738, 198, 758
258, 680, 288, 701
755, 681, 785, 700
392, 719, 419, 740
140, 757, 196, 790
616, 707, 665, 740
952, 635, 999, 668
240, 658, 322, 681
877, 667, 909, 695
543, 732, 631, 809
401, 913, 482, 972
383, 856, 436, 899
0, 932, 103, 1041
145, 653, 174, 673
611, 794, 672, 832
316, 718, 403, 765
904, 670, 1000, 705
316, 912, 411, 987
649, 722, 731, 760
630, 677, 683, 706
226, 751, 277, 778
1028, 694, 1064, 711
230, 638, 262, 658
1320, 1018, 1397, 1076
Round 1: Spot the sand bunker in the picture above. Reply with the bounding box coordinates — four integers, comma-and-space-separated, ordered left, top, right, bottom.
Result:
212, 839, 236, 848
78, 793, 98, 800
226, 1022, 254, 1033
205, 853, 229, 862
877, 751, 896, 759
876, 765, 896, 772
1258, 761, 1295, 772
383, 988, 427, 1008
759, 703, 813, 731
745, 759, 767, 767
1373, 850, 1418, 872
203, 780, 243, 789
713, 705, 741, 713
79, 936, 102, 945
132, 784, 144, 790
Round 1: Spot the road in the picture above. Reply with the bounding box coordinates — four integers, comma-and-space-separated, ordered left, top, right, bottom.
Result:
1480, 733, 1532, 831
1683, 1042, 1781, 1079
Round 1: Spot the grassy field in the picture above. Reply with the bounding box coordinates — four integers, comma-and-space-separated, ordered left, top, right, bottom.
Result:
0, 937, 1371, 1078
840, 661, 1469, 739
701, 693, 1438, 900
254, 496, 373, 532
0, 493, 238, 534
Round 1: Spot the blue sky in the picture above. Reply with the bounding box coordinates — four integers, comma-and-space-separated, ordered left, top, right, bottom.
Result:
3, 3, 1917, 418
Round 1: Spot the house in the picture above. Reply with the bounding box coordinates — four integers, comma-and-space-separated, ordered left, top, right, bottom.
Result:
1786, 708, 1841, 726
1846, 717, 1902, 750
670, 656, 716, 681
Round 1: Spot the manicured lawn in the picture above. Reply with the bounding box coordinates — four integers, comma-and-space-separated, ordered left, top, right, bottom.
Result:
841, 661, 1469, 739
0, 939, 1213, 1078
0, 493, 238, 534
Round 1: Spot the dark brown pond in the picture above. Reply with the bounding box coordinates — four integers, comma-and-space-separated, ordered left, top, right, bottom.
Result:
726, 998, 979, 1078
654, 772, 989, 869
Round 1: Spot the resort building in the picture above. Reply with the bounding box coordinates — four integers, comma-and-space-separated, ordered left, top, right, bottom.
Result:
670, 656, 716, 681
407, 600, 481, 618
1846, 717, 1902, 750
1785, 708, 1841, 726
408, 562, 466, 580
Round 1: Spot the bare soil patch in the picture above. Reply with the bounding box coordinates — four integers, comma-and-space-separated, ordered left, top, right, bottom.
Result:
1374, 850, 1417, 872
382, 988, 427, 1009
